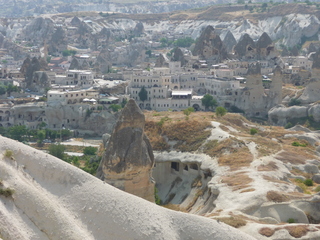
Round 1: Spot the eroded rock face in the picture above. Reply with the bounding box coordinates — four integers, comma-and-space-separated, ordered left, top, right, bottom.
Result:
222, 30, 237, 53
192, 25, 227, 64
96, 99, 155, 201
234, 33, 256, 60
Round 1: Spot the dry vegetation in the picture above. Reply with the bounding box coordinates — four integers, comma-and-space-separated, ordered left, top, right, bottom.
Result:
259, 227, 275, 237
258, 161, 278, 171
221, 173, 252, 191
144, 111, 212, 152
266, 190, 290, 202
283, 225, 309, 238
216, 216, 247, 228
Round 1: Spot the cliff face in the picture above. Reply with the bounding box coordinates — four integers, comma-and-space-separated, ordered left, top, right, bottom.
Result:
96, 99, 155, 201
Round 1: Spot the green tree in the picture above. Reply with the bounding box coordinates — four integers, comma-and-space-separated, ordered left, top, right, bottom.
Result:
215, 106, 227, 117
121, 98, 128, 108
36, 129, 46, 147
145, 49, 152, 58
7, 125, 28, 142
0, 85, 6, 95
48, 144, 66, 159
183, 107, 195, 116
201, 94, 217, 111
83, 146, 97, 155
109, 104, 122, 112
173, 37, 195, 48
138, 86, 148, 102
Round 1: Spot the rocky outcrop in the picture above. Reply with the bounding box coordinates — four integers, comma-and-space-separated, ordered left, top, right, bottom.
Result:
192, 25, 227, 64
171, 47, 187, 66
20, 57, 49, 92
133, 22, 144, 37
256, 32, 278, 60
268, 105, 309, 125
48, 27, 68, 55
234, 33, 256, 60
222, 30, 237, 53
0, 135, 255, 240
96, 99, 155, 201
155, 54, 167, 67
22, 17, 55, 46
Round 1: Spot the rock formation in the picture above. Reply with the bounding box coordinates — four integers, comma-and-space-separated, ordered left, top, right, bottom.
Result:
155, 54, 167, 67
192, 25, 227, 64
0, 135, 255, 240
20, 57, 49, 92
48, 27, 68, 55
171, 47, 187, 66
96, 99, 155, 201
234, 33, 256, 60
256, 32, 278, 60
133, 22, 144, 36
22, 17, 55, 46
222, 30, 237, 53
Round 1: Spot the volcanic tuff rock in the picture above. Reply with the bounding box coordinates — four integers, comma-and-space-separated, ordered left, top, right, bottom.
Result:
20, 57, 49, 92
171, 47, 187, 66
22, 17, 55, 46
133, 22, 144, 37
0, 135, 256, 240
256, 32, 278, 60
155, 54, 167, 68
96, 99, 155, 201
192, 25, 227, 64
222, 30, 237, 53
234, 33, 256, 60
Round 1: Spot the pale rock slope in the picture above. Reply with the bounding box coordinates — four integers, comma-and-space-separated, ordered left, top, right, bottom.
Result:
0, 136, 255, 240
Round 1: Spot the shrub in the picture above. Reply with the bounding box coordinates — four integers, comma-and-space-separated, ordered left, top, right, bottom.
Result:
154, 186, 161, 205
0, 188, 14, 197
289, 98, 301, 106
83, 146, 97, 155
48, 144, 66, 159
287, 218, 295, 223
292, 141, 307, 147
315, 186, 320, 192
215, 106, 227, 117
250, 128, 258, 135
4, 149, 13, 158
109, 104, 122, 112
285, 122, 293, 129
304, 179, 313, 186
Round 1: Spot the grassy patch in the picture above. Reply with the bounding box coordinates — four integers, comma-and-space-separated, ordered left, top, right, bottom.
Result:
221, 173, 252, 191
163, 120, 212, 152
259, 227, 275, 237
216, 216, 247, 228
266, 190, 290, 202
3, 149, 13, 158
258, 161, 278, 171
284, 225, 308, 238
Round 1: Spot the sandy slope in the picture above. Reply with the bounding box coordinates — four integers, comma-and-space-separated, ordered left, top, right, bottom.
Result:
0, 136, 255, 240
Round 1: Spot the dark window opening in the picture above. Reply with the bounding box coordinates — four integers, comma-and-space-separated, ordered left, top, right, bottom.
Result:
171, 162, 179, 171
189, 163, 198, 170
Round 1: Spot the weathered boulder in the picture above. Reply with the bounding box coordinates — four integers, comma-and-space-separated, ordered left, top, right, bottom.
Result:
312, 174, 320, 184
96, 99, 155, 201
268, 105, 308, 125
